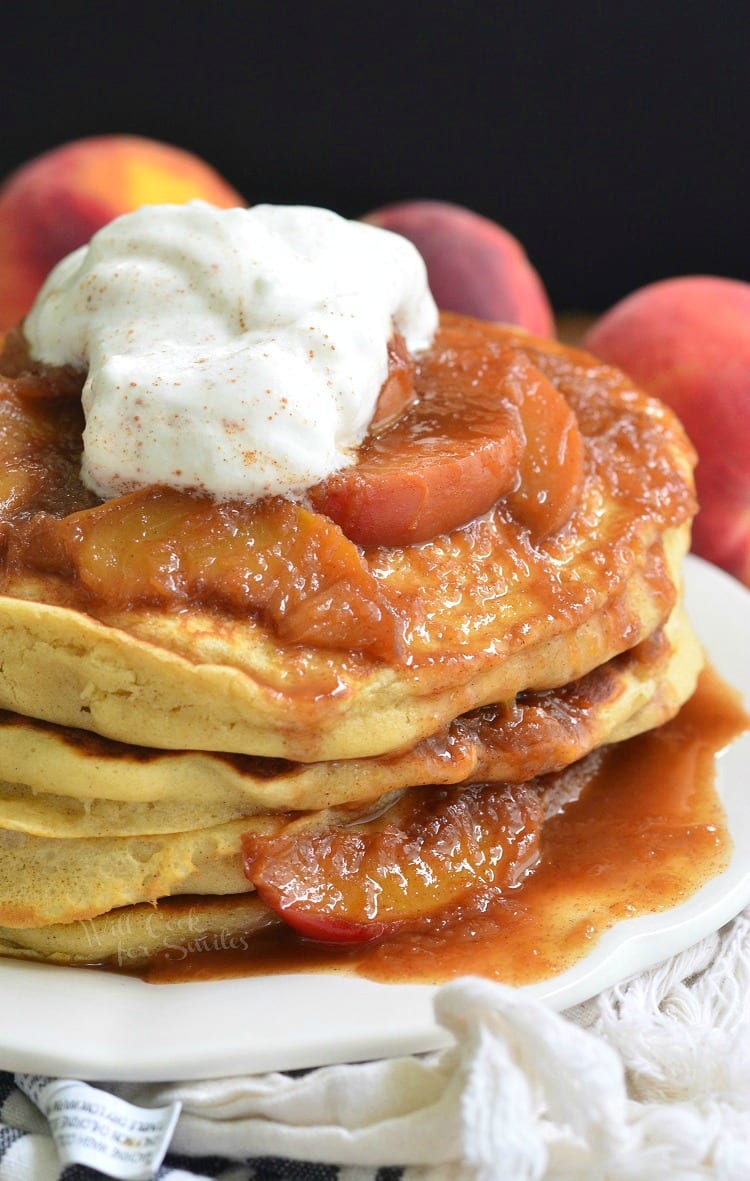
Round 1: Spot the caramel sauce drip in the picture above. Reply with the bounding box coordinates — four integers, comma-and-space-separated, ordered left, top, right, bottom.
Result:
144, 665, 746, 986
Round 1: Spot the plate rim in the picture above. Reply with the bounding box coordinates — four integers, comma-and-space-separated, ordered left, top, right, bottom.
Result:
0, 553, 748, 1081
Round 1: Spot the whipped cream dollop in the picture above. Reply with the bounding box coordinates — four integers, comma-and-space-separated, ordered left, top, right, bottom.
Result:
24, 201, 438, 501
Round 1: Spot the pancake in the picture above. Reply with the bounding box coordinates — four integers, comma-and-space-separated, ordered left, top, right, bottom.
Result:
0, 320, 697, 761
0, 605, 702, 837
0, 601, 702, 939
0, 762, 592, 961
0, 528, 688, 761
0, 615, 709, 967
0, 816, 264, 928
0, 894, 278, 966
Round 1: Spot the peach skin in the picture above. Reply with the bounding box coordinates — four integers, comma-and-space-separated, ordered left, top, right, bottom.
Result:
0, 135, 244, 332
362, 199, 554, 338
584, 276, 750, 586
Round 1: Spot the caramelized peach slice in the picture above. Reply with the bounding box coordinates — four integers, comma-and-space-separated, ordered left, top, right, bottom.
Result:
0, 330, 86, 400
19, 490, 406, 661
311, 338, 525, 547
0, 377, 92, 520
501, 351, 585, 540
312, 324, 583, 548
242, 783, 542, 943
370, 332, 416, 432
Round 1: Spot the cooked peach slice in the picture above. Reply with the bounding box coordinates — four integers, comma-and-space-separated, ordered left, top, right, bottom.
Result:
242, 783, 542, 943
369, 332, 416, 432
20, 490, 406, 661
312, 321, 583, 548
501, 351, 585, 540
0, 377, 91, 520
311, 334, 526, 547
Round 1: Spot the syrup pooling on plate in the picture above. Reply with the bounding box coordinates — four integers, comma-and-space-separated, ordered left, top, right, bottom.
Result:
146, 664, 747, 985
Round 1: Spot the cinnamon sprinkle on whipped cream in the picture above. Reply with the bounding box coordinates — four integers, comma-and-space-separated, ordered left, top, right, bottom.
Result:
23, 202, 438, 501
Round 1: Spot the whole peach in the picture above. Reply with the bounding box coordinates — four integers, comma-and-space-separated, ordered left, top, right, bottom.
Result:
0, 135, 244, 333
584, 276, 750, 585
362, 199, 554, 338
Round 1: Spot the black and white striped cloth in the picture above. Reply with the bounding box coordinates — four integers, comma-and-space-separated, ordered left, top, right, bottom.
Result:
0, 1072, 406, 1181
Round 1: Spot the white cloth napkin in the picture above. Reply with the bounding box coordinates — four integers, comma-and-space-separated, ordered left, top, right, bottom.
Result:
2, 906, 748, 1180
117, 905, 750, 1180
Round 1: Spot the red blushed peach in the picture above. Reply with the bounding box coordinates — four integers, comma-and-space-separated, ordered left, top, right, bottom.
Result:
362, 199, 554, 338
0, 135, 245, 333
584, 276, 750, 586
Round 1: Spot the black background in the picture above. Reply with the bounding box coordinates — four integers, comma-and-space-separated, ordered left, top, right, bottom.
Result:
2, 2, 748, 312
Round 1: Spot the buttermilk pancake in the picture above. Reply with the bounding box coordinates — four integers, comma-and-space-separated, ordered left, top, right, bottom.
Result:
0, 601, 702, 958
0, 202, 703, 965
0, 896, 279, 966
0, 605, 700, 836
0, 678, 701, 966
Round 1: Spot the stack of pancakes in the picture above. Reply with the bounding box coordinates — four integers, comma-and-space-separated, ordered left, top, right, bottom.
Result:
0, 320, 702, 966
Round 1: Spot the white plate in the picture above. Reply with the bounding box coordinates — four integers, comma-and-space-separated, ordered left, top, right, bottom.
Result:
1, 554, 748, 1081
